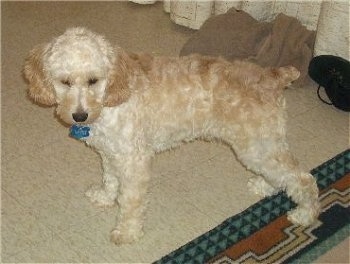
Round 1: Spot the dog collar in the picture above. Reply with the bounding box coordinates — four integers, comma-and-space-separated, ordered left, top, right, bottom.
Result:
70, 125, 90, 140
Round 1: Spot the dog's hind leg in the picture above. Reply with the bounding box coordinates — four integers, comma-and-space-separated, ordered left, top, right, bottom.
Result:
231, 138, 320, 226
247, 175, 278, 197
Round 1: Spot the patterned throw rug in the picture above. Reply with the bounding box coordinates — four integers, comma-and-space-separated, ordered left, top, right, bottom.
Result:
155, 149, 350, 264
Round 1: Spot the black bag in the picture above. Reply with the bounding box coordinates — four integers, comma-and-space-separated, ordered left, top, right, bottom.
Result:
308, 55, 350, 112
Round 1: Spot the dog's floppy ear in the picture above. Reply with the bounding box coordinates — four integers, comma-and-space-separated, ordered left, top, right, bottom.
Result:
104, 48, 134, 107
23, 44, 56, 106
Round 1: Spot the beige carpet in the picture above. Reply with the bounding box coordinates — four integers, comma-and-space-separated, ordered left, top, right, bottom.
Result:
1, 1, 349, 263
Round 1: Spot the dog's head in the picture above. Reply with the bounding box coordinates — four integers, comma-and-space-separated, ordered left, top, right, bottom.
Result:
24, 27, 132, 125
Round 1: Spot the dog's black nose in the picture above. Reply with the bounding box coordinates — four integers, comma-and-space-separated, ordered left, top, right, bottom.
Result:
72, 112, 88, 122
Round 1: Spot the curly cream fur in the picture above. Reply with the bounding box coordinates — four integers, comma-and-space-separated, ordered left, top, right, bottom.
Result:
24, 27, 320, 245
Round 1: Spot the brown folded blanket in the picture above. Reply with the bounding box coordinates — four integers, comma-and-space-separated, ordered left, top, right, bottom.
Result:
180, 8, 316, 84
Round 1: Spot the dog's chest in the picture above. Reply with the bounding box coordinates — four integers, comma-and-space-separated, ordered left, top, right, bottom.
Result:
85, 107, 138, 154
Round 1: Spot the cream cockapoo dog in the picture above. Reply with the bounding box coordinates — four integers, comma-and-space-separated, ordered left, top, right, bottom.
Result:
24, 27, 320, 245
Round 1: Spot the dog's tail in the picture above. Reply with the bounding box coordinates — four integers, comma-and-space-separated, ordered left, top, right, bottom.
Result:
270, 66, 300, 88
256, 66, 300, 101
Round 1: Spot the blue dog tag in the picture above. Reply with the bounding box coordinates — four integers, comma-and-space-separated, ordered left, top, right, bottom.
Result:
70, 125, 90, 139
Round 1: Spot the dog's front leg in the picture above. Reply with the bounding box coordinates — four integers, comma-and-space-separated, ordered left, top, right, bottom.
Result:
110, 152, 152, 245
86, 153, 120, 207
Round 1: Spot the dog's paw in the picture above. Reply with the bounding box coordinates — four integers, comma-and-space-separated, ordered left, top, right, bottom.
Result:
85, 185, 116, 208
287, 205, 320, 226
110, 228, 144, 245
247, 176, 277, 197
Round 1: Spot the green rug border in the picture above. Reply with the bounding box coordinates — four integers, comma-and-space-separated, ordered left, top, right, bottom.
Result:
155, 149, 350, 264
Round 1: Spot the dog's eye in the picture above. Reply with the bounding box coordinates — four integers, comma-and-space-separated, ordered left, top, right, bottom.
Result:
88, 78, 98, 86
61, 80, 72, 87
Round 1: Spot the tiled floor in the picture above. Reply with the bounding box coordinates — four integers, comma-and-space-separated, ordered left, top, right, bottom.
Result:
1, 1, 349, 263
